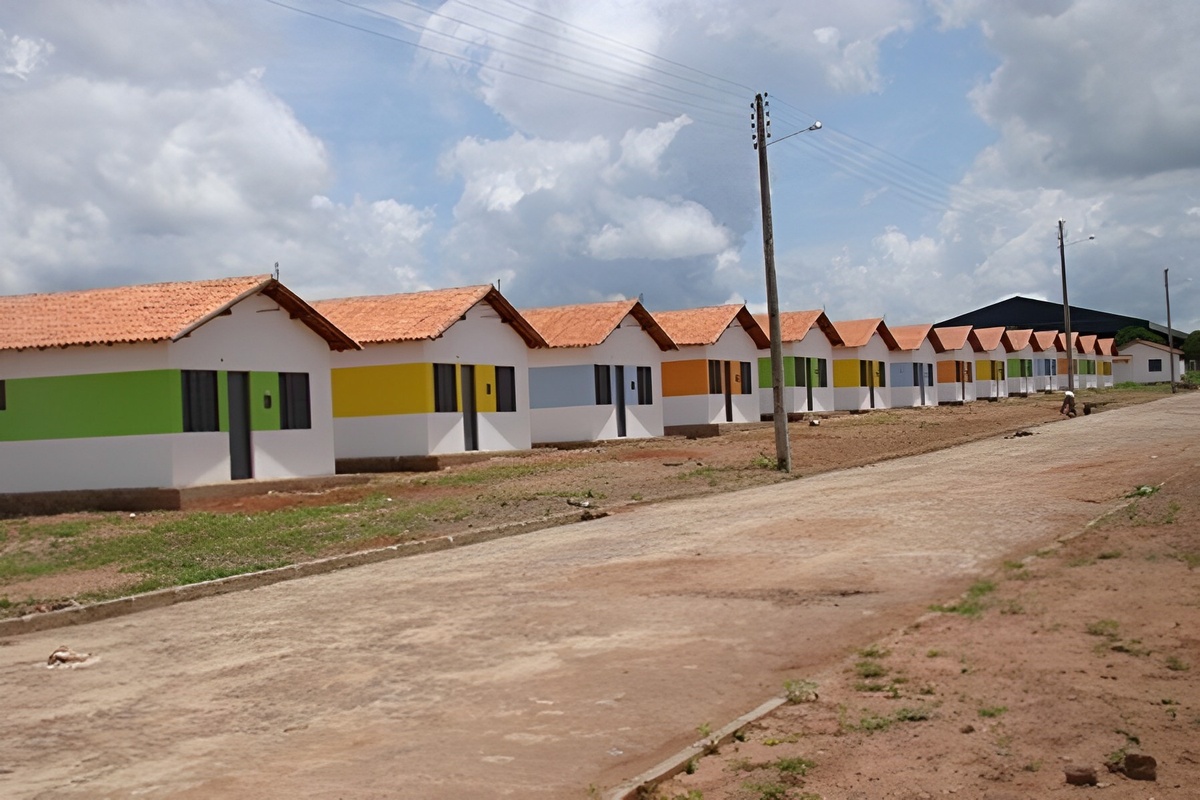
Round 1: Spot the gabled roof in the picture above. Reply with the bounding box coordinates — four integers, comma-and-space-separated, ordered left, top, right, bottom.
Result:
1030, 330, 1059, 352
1002, 328, 1034, 352
929, 325, 972, 353
888, 323, 934, 352
969, 326, 1006, 353
521, 299, 675, 351
312, 285, 545, 348
654, 304, 770, 349
830, 318, 899, 350
1096, 337, 1116, 356
1119, 339, 1184, 356
1054, 332, 1080, 353
0, 275, 359, 353
1078, 334, 1098, 355
753, 310, 843, 346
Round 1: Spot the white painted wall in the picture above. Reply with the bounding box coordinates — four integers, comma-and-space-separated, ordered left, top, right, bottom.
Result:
759, 331, 836, 415
528, 314, 665, 443
329, 301, 534, 457
832, 336, 892, 411
662, 324, 764, 426
1006, 347, 1036, 396
1113, 342, 1184, 384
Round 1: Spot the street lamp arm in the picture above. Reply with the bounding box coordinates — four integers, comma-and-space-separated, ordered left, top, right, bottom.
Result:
767, 121, 823, 147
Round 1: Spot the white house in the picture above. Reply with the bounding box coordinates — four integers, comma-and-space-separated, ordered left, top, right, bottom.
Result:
1076, 335, 1099, 389
1054, 332, 1083, 390
887, 324, 937, 408
830, 318, 898, 411
1095, 337, 1116, 388
753, 310, 840, 416
1112, 339, 1185, 384
655, 305, 769, 427
931, 326, 977, 404
312, 286, 546, 468
0, 275, 358, 495
521, 299, 675, 444
1030, 330, 1060, 392
970, 326, 1008, 401
1003, 329, 1037, 397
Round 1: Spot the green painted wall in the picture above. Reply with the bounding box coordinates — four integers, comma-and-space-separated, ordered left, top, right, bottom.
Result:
0, 370, 183, 442
249, 371, 282, 431
757, 357, 798, 388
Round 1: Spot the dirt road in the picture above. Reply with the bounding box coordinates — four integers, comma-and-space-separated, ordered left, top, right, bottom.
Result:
1, 394, 1195, 799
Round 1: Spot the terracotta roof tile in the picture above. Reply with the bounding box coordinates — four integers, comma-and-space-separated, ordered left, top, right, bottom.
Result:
0, 275, 358, 352
1030, 330, 1059, 351
830, 318, 898, 350
1054, 332, 1080, 353
969, 326, 1006, 352
1002, 328, 1034, 352
522, 299, 674, 350
313, 285, 545, 348
752, 310, 843, 346
888, 323, 933, 352
1078, 334, 1098, 354
930, 325, 972, 353
654, 305, 769, 348
1096, 337, 1116, 356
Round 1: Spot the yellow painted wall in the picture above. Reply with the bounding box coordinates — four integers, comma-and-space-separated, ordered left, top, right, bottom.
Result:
662, 360, 709, 397
832, 359, 860, 388
331, 363, 435, 417
473, 364, 497, 413
975, 360, 993, 380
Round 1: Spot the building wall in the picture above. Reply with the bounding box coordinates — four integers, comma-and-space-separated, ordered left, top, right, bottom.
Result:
662, 329, 762, 425
1006, 349, 1036, 396
936, 353, 975, 403
757, 334, 835, 415
974, 349, 1008, 400
0, 293, 337, 492
831, 337, 891, 411
889, 342, 936, 408
1112, 343, 1184, 384
328, 302, 532, 457
1031, 355, 1057, 392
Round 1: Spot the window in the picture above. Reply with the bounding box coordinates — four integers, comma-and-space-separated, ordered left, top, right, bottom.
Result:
794, 357, 807, 387
817, 358, 828, 388
0, 379, 5, 411
1148, 358, 1163, 373
877, 362, 886, 388
740, 362, 752, 394
926, 364, 934, 387
636, 366, 653, 405
707, 360, 722, 394
496, 366, 516, 412
594, 364, 612, 405
433, 364, 457, 412
912, 363, 921, 387
859, 360, 870, 387
279, 372, 311, 429
182, 370, 219, 432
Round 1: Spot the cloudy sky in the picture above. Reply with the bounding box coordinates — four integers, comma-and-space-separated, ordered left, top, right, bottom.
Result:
2, 0, 1197, 331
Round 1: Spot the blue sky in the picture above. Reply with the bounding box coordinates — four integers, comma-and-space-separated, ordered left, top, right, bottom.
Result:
2, 0, 1197, 332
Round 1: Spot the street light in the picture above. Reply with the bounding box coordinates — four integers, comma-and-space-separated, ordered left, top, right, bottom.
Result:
1056, 219, 1094, 393
753, 92, 821, 472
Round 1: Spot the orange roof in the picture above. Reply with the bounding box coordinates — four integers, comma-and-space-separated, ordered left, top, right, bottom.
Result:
1030, 330, 1059, 352
654, 305, 770, 349
1119, 339, 1184, 356
1054, 332, 1080, 353
888, 323, 933, 352
830, 318, 898, 350
752, 310, 843, 346
1096, 337, 1116, 356
0, 275, 358, 352
1002, 328, 1034, 352
521, 299, 674, 351
930, 325, 972, 353
969, 326, 1006, 352
313, 285, 545, 348
1078, 334, 1097, 354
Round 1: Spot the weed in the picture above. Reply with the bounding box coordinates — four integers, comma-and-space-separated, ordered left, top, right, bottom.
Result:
894, 706, 932, 722
926, 649, 940, 658
978, 706, 1007, 718
1086, 619, 1120, 638
733, 729, 747, 742
1022, 761, 1042, 772
783, 679, 819, 704
998, 600, 1025, 615
1067, 556, 1095, 567
684, 757, 698, 775
1097, 550, 1122, 560
1126, 485, 1159, 498
741, 781, 789, 800
929, 580, 995, 618
857, 713, 894, 732
631, 493, 644, 501
696, 722, 712, 738
663, 792, 703, 800
858, 644, 889, 659
1175, 552, 1200, 570
774, 756, 815, 775
1165, 655, 1190, 671
854, 660, 887, 679
762, 734, 800, 747
751, 453, 777, 470
1002, 559, 1025, 571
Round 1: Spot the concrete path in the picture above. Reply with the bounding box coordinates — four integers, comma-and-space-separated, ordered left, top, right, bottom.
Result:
1, 393, 1196, 799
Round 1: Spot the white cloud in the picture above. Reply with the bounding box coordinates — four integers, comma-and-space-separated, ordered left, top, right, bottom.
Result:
587, 195, 732, 260
1, 29, 54, 80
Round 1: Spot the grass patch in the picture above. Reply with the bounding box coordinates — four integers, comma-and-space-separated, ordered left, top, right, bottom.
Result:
1165, 655, 1190, 672
854, 660, 888, 679
929, 579, 996, 618
783, 679, 819, 704
428, 463, 550, 487
978, 705, 1007, 718
1086, 619, 1120, 638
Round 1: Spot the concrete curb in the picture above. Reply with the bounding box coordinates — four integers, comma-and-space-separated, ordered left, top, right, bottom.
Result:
0, 511, 586, 638
605, 696, 789, 800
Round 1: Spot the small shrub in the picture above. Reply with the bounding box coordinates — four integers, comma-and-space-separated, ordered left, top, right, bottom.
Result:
1097, 550, 1122, 560
774, 756, 815, 775
978, 706, 1007, 718
1086, 619, 1120, 638
855, 660, 887, 679
783, 679, 819, 703
895, 706, 932, 722
1165, 655, 1190, 672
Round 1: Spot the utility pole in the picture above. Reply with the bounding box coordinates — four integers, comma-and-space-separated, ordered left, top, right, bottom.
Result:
1057, 219, 1074, 393
1165, 268, 1176, 393
754, 93, 790, 472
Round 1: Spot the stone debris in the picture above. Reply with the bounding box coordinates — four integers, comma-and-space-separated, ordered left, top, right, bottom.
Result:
47, 646, 91, 667
566, 498, 591, 508
1064, 764, 1097, 786
809, 419, 821, 426
1122, 753, 1157, 781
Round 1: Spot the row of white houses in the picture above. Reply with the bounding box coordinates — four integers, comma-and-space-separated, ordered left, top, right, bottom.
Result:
0, 275, 1183, 496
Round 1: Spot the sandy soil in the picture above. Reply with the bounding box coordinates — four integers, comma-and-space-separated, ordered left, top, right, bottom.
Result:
0, 391, 1193, 800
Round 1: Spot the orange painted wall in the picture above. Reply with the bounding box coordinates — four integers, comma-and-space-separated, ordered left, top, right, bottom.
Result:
662, 359, 709, 397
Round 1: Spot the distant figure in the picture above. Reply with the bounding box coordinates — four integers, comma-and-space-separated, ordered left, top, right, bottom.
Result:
1060, 390, 1077, 418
